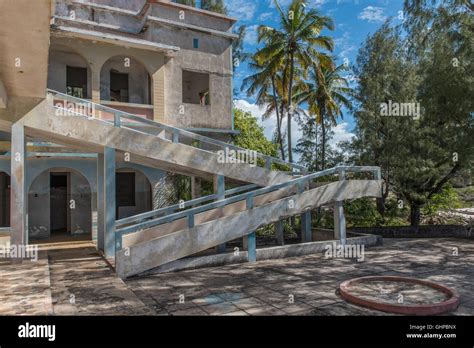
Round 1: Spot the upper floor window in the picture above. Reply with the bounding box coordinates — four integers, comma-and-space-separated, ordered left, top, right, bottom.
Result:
193, 38, 200, 49
182, 70, 210, 106
66, 66, 87, 98
110, 70, 129, 103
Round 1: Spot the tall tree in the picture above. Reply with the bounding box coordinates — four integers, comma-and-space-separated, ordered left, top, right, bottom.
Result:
255, 0, 334, 163
201, 0, 226, 14
242, 55, 286, 159
297, 63, 352, 170
351, 2, 473, 226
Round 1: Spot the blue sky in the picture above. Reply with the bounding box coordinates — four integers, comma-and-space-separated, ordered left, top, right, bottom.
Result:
224, 0, 405, 148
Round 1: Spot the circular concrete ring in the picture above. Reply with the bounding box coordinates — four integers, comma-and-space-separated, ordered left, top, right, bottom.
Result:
339, 276, 460, 315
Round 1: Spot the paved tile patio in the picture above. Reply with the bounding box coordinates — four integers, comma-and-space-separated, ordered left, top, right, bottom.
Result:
0, 238, 473, 316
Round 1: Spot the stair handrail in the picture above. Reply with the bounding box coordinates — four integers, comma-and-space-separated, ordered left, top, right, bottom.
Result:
115, 166, 381, 243
47, 89, 307, 174
115, 183, 258, 228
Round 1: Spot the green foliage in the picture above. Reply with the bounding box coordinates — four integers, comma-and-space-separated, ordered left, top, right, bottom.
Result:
232, 108, 278, 157
254, 0, 335, 162
201, 0, 226, 14
350, 1, 474, 226
173, 0, 196, 7
423, 185, 462, 217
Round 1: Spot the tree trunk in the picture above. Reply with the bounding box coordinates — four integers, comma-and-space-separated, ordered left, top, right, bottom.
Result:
271, 76, 285, 161
410, 204, 421, 226
287, 51, 295, 163
321, 116, 326, 170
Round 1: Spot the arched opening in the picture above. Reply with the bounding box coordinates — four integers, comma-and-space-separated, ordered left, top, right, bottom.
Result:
0, 172, 10, 227
100, 55, 152, 105
28, 168, 92, 241
47, 44, 92, 99
116, 168, 153, 220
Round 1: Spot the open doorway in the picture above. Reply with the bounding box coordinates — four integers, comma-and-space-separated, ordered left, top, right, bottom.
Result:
50, 173, 69, 234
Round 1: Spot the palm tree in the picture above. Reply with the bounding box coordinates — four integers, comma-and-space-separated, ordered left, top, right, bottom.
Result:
255, 0, 334, 163
298, 63, 353, 169
242, 55, 286, 160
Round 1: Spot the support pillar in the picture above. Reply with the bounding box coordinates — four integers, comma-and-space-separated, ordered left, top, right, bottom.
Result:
103, 147, 116, 258
334, 168, 346, 245
10, 124, 27, 264
97, 153, 105, 251
334, 201, 346, 245
275, 221, 284, 245
298, 183, 312, 243
244, 196, 256, 262
301, 211, 312, 243
214, 175, 226, 254
91, 66, 101, 104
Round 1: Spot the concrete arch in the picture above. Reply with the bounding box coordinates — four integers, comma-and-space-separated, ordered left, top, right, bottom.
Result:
47, 43, 93, 99
26, 158, 97, 193
115, 166, 154, 220
100, 55, 153, 105
28, 166, 94, 240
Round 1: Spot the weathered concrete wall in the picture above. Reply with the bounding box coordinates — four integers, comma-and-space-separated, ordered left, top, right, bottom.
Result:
48, 36, 165, 121
70, 171, 92, 235
151, 2, 234, 33
28, 171, 50, 239
51, 0, 234, 130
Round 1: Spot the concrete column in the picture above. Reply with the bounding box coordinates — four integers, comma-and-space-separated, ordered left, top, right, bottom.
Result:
97, 153, 105, 251
275, 221, 284, 245
334, 201, 346, 245
243, 196, 256, 262
91, 66, 101, 104
301, 211, 312, 243
298, 183, 312, 243
214, 175, 226, 254
10, 124, 27, 263
191, 177, 201, 200
153, 61, 166, 123
334, 168, 346, 244
103, 147, 116, 258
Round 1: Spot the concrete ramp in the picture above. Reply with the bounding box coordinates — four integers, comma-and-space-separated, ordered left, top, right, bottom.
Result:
116, 179, 383, 278
18, 97, 294, 186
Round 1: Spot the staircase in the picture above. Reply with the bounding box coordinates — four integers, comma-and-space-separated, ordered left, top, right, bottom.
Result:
15, 91, 382, 279
17, 90, 305, 186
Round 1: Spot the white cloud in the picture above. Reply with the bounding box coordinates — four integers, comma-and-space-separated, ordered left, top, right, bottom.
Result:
225, 0, 257, 21
245, 25, 259, 46
269, 0, 327, 8
258, 12, 273, 21
358, 6, 387, 23
331, 122, 355, 146
234, 99, 355, 155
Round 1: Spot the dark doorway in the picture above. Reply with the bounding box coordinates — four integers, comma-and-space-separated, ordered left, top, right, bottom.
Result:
50, 173, 69, 234
0, 173, 10, 227
110, 71, 129, 102
66, 66, 88, 98
116, 172, 135, 218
